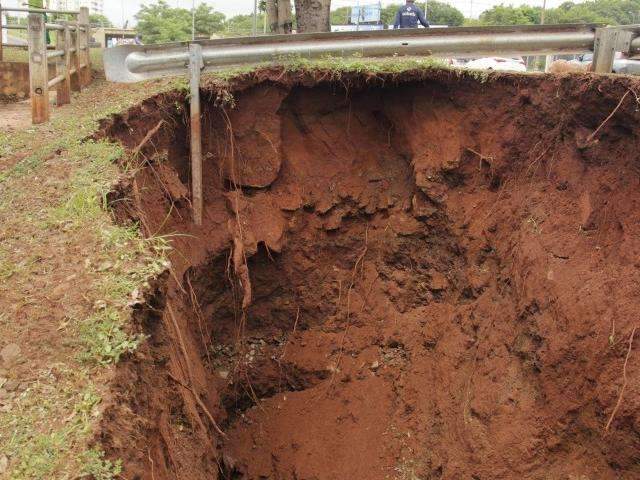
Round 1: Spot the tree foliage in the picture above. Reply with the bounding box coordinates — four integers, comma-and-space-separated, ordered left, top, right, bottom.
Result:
134, 0, 640, 44
331, 6, 351, 24
479, 0, 640, 26
89, 14, 113, 28
135, 0, 225, 43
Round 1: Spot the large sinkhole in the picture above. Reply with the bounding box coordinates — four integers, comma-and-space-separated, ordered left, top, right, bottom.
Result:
99, 70, 640, 480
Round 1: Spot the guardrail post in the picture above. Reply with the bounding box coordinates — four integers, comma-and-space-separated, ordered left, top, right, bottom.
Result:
71, 23, 81, 91
78, 7, 90, 86
189, 43, 203, 226
593, 27, 633, 73
28, 13, 49, 124
55, 22, 71, 105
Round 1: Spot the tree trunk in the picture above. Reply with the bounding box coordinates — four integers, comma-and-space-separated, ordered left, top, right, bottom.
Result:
266, 0, 279, 33
277, 0, 293, 33
294, 0, 331, 33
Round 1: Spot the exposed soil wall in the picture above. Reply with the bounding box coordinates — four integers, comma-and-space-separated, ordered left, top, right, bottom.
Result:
0, 61, 30, 102
99, 68, 640, 480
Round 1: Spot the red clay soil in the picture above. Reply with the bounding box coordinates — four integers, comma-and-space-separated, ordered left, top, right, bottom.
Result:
98, 68, 640, 480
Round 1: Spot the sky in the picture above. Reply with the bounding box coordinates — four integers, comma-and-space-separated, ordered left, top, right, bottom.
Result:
2, 0, 584, 27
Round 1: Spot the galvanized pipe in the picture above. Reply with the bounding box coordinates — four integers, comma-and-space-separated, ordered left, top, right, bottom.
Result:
48, 73, 65, 87
47, 49, 65, 58
139, 31, 593, 70
105, 24, 604, 82
1, 6, 78, 15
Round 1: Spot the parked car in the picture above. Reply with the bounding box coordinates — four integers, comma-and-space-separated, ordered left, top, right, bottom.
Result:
571, 52, 640, 75
463, 57, 527, 72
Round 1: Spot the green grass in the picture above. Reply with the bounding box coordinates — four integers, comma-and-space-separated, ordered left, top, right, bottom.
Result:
281, 53, 449, 73
1, 47, 103, 70
1, 47, 28, 63
0, 76, 179, 479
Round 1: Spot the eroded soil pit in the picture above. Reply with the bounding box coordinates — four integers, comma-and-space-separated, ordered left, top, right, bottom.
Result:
99, 69, 640, 480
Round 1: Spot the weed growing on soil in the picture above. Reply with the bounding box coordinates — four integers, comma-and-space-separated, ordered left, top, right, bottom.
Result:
80, 448, 123, 480
0, 78, 176, 478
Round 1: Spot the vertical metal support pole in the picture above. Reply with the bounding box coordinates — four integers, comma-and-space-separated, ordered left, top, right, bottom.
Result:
71, 24, 81, 91
55, 22, 71, 105
592, 27, 633, 74
78, 7, 90, 86
189, 43, 203, 226
28, 13, 49, 124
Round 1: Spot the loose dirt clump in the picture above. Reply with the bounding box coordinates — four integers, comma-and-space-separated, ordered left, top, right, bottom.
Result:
98, 68, 640, 480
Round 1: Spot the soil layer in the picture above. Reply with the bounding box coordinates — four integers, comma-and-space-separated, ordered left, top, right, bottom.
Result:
100, 68, 640, 480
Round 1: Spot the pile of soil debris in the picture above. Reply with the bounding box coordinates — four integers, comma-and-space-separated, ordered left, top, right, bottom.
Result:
98, 68, 640, 480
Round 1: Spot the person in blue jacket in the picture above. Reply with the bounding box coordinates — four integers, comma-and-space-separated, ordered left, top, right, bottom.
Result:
393, 0, 430, 29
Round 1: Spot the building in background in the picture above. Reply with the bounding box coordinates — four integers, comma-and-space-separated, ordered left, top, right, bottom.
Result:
92, 27, 138, 47
51, 0, 104, 15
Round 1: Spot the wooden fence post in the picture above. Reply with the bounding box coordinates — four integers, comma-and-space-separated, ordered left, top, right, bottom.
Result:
0, 1, 4, 62
28, 13, 49, 124
78, 7, 90, 86
71, 23, 81, 91
55, 22, 71, 105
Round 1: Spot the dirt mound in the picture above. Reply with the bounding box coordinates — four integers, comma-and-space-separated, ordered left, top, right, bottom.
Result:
99, 68, 640, 480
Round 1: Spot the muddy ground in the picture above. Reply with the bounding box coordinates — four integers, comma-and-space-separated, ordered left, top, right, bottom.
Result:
99, 68, 640, 480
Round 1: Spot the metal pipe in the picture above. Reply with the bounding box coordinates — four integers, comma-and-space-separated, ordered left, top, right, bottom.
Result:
3, 43, 28, 49
47, 49, 64, 58
1, 6, 78, 15
46, 23, 65, 31
48, 73, 65, 87
4, 24, 27, 30
105, 24, 610, 83
189, 43, 203, 225
120, 32, 597, 81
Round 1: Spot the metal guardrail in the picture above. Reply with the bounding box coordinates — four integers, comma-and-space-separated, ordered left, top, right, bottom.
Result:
104, 23, 618, 83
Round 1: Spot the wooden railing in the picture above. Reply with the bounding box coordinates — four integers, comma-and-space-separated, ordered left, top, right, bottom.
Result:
0, 4, 92, 124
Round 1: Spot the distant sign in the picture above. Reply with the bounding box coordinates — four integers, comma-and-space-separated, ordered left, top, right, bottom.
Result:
350, 3, 382, 24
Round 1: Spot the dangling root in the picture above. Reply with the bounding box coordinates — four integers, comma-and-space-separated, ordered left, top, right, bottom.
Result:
604, 326, 637, 435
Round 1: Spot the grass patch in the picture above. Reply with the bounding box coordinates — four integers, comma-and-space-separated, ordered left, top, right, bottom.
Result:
0, 47, 103, 71
0, 76, 178, 478
78, 308, 143, 365
280, 53, 449, 74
